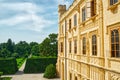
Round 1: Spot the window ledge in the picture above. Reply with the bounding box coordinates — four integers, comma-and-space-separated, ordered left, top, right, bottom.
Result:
108, 2, 120, 10
72, 26, 77, 30
80, 15, 98, 26
108, 58, 120, 62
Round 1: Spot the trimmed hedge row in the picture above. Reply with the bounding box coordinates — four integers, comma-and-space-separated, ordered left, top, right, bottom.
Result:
24, 57, 57, 73
0, 58, 18, 74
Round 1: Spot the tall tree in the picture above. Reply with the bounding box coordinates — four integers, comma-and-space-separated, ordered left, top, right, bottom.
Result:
39, 33, 58, 56
6, 38, 14, 53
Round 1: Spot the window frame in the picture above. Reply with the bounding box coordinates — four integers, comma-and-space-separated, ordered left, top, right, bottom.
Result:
110, 29, 120, 57
82, 7, 86, 22
110, 0, 118, 5
69, 19, 72, 30
60, 42, 63, 53
91, 0, 96, 16
61, 25, 64, 34
92, 35, 97, 56
69, 41, 72, 53
74, 14, 77, 26
74, 40, 77, 54
83, 37, 86, 55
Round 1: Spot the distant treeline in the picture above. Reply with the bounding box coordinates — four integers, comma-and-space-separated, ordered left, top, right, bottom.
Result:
0, 33, 58, 58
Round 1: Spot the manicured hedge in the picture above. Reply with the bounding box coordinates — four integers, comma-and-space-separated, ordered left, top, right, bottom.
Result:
0, 58, 18, 74
24, 57, 57, 73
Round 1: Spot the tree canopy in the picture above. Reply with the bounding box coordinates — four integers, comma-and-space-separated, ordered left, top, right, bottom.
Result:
0, 33, 58, 58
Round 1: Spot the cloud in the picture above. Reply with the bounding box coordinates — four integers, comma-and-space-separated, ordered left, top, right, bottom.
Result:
0, 2, 44, 14
0, 2, 56, 32
18, 14, 56, 32
58, 0, 73, 9
0, 13, 55, 32
0, 0, 58, 43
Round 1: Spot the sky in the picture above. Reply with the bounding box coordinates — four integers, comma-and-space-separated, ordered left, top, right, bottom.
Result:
0, 0, 73, 43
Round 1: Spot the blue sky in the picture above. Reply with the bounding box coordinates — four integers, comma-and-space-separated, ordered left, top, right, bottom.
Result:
0, 0, 73, 43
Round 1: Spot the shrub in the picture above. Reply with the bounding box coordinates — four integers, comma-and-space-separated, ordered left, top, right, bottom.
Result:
43, 64, 56, 79
0, 58, 18, 74
24, 57, 57, 73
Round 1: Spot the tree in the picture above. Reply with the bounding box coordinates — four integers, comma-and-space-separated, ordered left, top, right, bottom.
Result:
6, 38, 14, 53
31, 45, 40, 56
15, 41, 30, 57
0, 48, 10, 58
39, 33, 58, 56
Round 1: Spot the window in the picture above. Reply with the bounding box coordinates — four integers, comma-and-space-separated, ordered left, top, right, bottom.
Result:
69, 41, 72, 53
83, 37, 86, 54
111, 29, 120, 57
82, 7, 86, 22
110, 0, 118, 5
92, 35, 97, 55
91, 0, 96, 16
69, 73, 72, 80
60, 42, 63, 53
75, 76, 77, 80
74, 40, 77, 53
61, 25, 63, 33
74, 14, 77, 26
69, 19, 72, 29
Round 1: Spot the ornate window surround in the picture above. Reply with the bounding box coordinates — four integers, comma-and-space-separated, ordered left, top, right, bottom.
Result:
107, 22, 120, 58
108, 0, 120, 10
81, 34, 87, 55
89, 30, 98, 56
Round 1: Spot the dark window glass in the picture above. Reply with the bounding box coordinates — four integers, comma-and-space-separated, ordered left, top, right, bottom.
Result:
74, 40, 77, 53
110, 0, 118, 5
82, 7, 86, 22
91, 0, 96, 16
69, 41, 72, 53
69, 19, 71, 29
92, 35, 97, 55
111, 29, 120, 57
83, 37, 86, 54
74, 14, 77, 26
61, 42, 63, 52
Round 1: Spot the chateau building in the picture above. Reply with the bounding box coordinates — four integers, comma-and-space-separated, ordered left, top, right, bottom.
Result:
56, 0, 120, 80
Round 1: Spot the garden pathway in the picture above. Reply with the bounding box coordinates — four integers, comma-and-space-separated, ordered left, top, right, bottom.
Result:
2, 60, 60, 80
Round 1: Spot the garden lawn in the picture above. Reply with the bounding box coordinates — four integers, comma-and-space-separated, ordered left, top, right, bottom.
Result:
0, 77, 12, 80
16, 58, 26, 68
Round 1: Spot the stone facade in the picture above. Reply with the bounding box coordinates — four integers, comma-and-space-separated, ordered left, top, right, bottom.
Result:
57, 0, 120, 80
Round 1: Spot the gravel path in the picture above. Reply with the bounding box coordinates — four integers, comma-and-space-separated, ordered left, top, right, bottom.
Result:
2, 60, 60, 80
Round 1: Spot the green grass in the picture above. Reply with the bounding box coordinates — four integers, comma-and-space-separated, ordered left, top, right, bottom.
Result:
0, 77, 12, 80
16, 58, 26, 68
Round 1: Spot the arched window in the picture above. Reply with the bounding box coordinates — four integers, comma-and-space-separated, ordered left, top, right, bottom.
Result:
92, 35, 97, 55
83, 37, 86, 54
111, 29, 120, 57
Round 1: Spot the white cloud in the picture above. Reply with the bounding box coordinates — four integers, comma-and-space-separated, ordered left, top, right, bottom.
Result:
19, 14, 56, 32
0, 0, 58, 43
0, 2, 44, 14
0, 13, 55, 32
0, 2, 56, 32
0, 14, 31, 26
